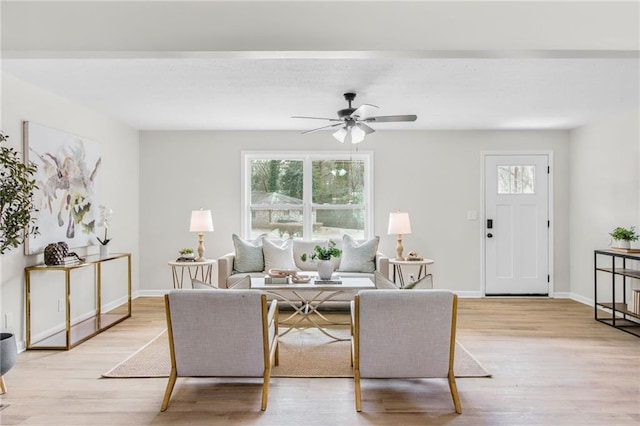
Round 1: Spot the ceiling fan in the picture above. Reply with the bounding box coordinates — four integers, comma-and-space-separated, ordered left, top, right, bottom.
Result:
292, 92, 418, 144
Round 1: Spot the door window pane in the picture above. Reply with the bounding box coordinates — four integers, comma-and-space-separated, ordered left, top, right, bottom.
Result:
497, 165, 536, 194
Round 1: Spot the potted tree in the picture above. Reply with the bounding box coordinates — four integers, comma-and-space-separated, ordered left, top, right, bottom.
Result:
0, 131, 38, 393
300, 240, 342, 280
609, 226, 638, 249
0, 131, 39, 254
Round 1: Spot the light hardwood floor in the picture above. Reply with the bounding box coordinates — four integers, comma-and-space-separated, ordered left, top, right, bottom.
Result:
1, 297, 638, 425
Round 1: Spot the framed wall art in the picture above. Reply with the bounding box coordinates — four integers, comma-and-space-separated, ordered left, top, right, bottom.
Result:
23, 121, 102, 255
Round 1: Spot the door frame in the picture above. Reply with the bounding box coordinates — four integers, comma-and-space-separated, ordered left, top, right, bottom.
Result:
480, 151, 555, 297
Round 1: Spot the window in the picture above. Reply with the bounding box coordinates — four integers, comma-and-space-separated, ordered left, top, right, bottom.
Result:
242, 152, 373, 240
497, 165, 536, 194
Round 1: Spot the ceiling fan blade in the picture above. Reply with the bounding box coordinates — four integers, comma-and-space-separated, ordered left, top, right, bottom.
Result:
357, 122, 375, 135
350, 103, 379, 119
363, 114, 417, 123
302, 123, 344, 134
292, 115, 342, 122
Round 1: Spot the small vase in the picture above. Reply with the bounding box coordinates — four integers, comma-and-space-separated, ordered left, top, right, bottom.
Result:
614, 240, 631, 249
100, 244, 109, 257
317, 260, 334, 280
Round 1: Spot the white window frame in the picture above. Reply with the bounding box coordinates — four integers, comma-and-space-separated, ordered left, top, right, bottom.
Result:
241, 151, 374, 239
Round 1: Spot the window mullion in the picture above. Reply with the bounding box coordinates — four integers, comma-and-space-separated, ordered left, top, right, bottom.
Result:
303, 157, 313, 239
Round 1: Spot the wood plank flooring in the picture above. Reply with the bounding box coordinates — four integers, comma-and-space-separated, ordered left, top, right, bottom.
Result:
1, 297, 639, 425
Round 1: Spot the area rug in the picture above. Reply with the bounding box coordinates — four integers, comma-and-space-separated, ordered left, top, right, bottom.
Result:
102, 328, 491, 378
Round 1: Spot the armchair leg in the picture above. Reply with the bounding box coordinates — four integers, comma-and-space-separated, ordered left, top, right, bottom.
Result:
354, 369, 362, 412
0, 376, 6, 394
160, 369, 178, 412
261, 368, 271, 411
448, 371, 462, 414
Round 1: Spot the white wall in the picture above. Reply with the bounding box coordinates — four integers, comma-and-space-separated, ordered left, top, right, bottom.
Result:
569, 109, 640, 304
139, 129, 569, 296
0, 73, 140, 349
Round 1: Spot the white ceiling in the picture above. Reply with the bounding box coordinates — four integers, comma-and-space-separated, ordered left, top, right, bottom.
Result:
2, 1, 639, 132
4, 56, 638, 131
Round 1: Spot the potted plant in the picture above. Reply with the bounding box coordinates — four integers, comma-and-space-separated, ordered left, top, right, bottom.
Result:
96, 205, 113, 256
300, 240, 342, 280
178, 247, 195, 260
609, 226, 638, 249
0, 131, 39, 255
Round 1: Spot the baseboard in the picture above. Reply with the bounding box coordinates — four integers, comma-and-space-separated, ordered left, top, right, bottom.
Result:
137, 289, 170, 297
454, 291, 483, 298
564, 292, 593, 306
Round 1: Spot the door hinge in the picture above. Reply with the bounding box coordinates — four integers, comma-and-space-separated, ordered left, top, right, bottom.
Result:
548, 220, 550, 228
547, 166, 550, 174
547, 275, 550, 283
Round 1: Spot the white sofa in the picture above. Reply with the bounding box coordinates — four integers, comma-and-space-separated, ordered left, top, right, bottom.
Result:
217, 236, 389, 289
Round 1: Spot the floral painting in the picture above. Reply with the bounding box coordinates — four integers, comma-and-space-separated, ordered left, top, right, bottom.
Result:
23, 122, 102, 255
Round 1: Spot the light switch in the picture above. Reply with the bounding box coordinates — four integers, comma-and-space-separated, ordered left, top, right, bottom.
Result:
467, 210, 478, 220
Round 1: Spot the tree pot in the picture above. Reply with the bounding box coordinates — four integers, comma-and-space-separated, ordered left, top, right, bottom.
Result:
0, 332, 17, 393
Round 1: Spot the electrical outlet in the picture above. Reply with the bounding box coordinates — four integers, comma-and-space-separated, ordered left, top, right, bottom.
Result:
4, 313, 13, 329
58, 299, 63, 312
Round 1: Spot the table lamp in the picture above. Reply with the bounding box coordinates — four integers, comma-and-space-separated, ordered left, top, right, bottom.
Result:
189, 209, 214, 262
388, 211, 412, 261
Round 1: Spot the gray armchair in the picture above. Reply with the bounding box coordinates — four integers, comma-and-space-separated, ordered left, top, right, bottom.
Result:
352, 289, 461, 414
161, 289, 279, 411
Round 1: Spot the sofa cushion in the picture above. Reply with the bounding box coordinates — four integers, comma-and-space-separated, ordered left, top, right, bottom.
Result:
338, 235, 380, 273
232, 234, 265, 273
263, 238, 298, 271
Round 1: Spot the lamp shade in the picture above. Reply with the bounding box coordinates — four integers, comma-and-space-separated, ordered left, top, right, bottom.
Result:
388, 211, 412, 235
189, 209, 214, 232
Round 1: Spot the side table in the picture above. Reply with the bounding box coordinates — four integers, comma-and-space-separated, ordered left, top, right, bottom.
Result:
388, 258, 434, 288
168, 259, 215, 289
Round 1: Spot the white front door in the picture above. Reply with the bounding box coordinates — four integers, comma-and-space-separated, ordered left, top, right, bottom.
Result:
485, 155, 549, 295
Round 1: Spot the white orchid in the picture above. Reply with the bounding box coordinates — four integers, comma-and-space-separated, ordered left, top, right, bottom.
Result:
97, 205, 113, 245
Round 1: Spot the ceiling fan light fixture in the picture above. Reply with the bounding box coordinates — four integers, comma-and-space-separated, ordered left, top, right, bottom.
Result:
350, 125, 366, 144
333, 127, 347, 143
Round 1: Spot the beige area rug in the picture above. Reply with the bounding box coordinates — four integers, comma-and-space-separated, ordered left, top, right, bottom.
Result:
102, 328, 491, 379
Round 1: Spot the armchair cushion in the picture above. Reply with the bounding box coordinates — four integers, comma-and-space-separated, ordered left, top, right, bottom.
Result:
339, 235, 380, 273
232, 234, 265, 273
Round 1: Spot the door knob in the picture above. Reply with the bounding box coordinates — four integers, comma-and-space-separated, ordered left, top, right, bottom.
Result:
487, 233, 493, 238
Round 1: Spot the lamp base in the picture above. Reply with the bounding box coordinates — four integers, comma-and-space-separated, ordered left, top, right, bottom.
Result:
196, 232, 206, 262
395, 234, 405, 261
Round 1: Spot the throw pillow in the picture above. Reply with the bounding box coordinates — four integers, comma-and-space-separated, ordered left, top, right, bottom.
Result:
338, 235, 380, 273
263, 238, 298, 272
232, 233, 265, 273
373, 271, 398, 289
